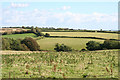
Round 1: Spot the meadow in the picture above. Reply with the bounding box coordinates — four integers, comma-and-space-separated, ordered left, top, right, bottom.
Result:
43, 32, 118, 40
2, 49, 118, 78
2, 33, 37, 39
2, 32, 116, 50
37, 38, 104, 50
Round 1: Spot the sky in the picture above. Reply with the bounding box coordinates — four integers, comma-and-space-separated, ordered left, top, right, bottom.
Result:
0, 1, 118, 30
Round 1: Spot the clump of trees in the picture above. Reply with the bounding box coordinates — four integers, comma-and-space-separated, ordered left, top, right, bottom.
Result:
2, 37, 40, 51
54, 43, 72, 52
31, 26, 50, 37
21, 37, 40, 51
86, 40, 120, 51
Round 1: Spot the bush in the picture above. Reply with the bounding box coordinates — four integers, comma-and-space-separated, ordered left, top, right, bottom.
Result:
102, 40, 120, 49
36, 32, 44, 36
21, 44, 30, 51
86, 41, 102, 51
2, 38, 11, 50
54, 43, 72, 52
9, 39, 24, 50
21, 37, 40, 51
44, 33, 50, 37
2, 38, 24, 51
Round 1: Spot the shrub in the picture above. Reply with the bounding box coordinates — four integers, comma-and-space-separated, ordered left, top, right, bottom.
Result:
102, 40, 120, 49
9, 39, 23, 50
2, 38, 24, 51
21, 37, 40, 51
2, 38, 11, 50
21, 44, 30, 51
81, 48, 87, 51
54, 43, 72, 52
44, 33, 50, 37
36, 32, 44, 37
86, 41, 102, 51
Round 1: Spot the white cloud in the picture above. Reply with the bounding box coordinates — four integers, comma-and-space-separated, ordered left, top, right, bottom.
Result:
61, 6, 71, 10
2, 8, 117, 29
11, 3, 29, 8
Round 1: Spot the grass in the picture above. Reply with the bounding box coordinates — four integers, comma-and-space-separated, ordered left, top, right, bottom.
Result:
2, 33, 37, 39
2, 49, 118, 78
37, 38, 104, 51
43, 32, 118, 40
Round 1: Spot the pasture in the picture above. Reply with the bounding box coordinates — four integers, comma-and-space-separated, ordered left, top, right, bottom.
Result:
43, 32, 118, 40
37, 38, 104, 50
2, 49, 118, 78
2, 33, 37, 39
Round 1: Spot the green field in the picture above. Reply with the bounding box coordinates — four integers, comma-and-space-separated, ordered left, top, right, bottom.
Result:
43, 32, 118, 40
2, 49, 118, 78
2, 32, 116, 50
2, 33, 37, 39
37, 38, 104, 50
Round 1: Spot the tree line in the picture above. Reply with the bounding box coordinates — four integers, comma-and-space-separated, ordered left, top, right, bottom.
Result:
2, 26, 119, 34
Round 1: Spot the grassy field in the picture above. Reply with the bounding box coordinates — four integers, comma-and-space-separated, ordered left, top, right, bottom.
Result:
2, 49, 118, 78
37, 38, 104, 51
2, 32, 117, 50
43, 32, 118, 40
2, 33, 37, 39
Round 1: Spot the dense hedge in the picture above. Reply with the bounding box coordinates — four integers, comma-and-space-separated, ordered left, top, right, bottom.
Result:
86, 40, 120, 51
2, 37, 40, 51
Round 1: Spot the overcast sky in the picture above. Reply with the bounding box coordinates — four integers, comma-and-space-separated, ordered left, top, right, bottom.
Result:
0, 1, 118, 30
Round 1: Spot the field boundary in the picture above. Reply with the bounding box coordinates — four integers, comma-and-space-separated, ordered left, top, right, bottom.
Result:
49, 36, 120, 41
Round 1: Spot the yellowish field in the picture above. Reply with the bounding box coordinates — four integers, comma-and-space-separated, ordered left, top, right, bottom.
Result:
43, 32, 118, 39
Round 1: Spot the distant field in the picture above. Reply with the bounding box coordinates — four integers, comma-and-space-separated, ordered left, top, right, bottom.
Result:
2, 33, 37, 39
2, 49, 118, 78
43, 32, 118, 40
37, 38, 104, 50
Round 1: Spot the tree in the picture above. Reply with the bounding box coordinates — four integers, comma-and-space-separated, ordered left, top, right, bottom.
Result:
22, 26, 25, 29
31, 26, 36, 33
21, 37, 40, 51
102, 40, 120, 49
54, 43, 72, 52
44, 33, 50, 37
86, 41, 102, 51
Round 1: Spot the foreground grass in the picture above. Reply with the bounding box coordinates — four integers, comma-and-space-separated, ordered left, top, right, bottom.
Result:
43, 32, 118, 40
2, 33, 37, 39
2, 49, 118, 78
37, 38, 104, 50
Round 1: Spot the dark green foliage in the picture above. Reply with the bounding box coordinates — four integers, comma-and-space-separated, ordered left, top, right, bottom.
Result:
54, 43, 72, 52
102, 40, 120, 49
2, 38, 25, 51
21, 44, 30, 51
44, 33, 50, 37
81, 48, 87, 51
86, 41, 102, 51
31, 27, 44, 37
36, 32, 44, 37
21, 37, 40, 51
9, 39, 23, 50
2, 37, 39, 51
2, 38, 11, 50
86, 40, 120, 51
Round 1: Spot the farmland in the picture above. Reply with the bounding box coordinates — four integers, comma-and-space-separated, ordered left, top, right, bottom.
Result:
2, 31, 119, 78
2, 49, 118, 78
37, 38, 104, 50
2, 33, 37, 39
2, 32, 117, 50
43, 32, 118, 40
